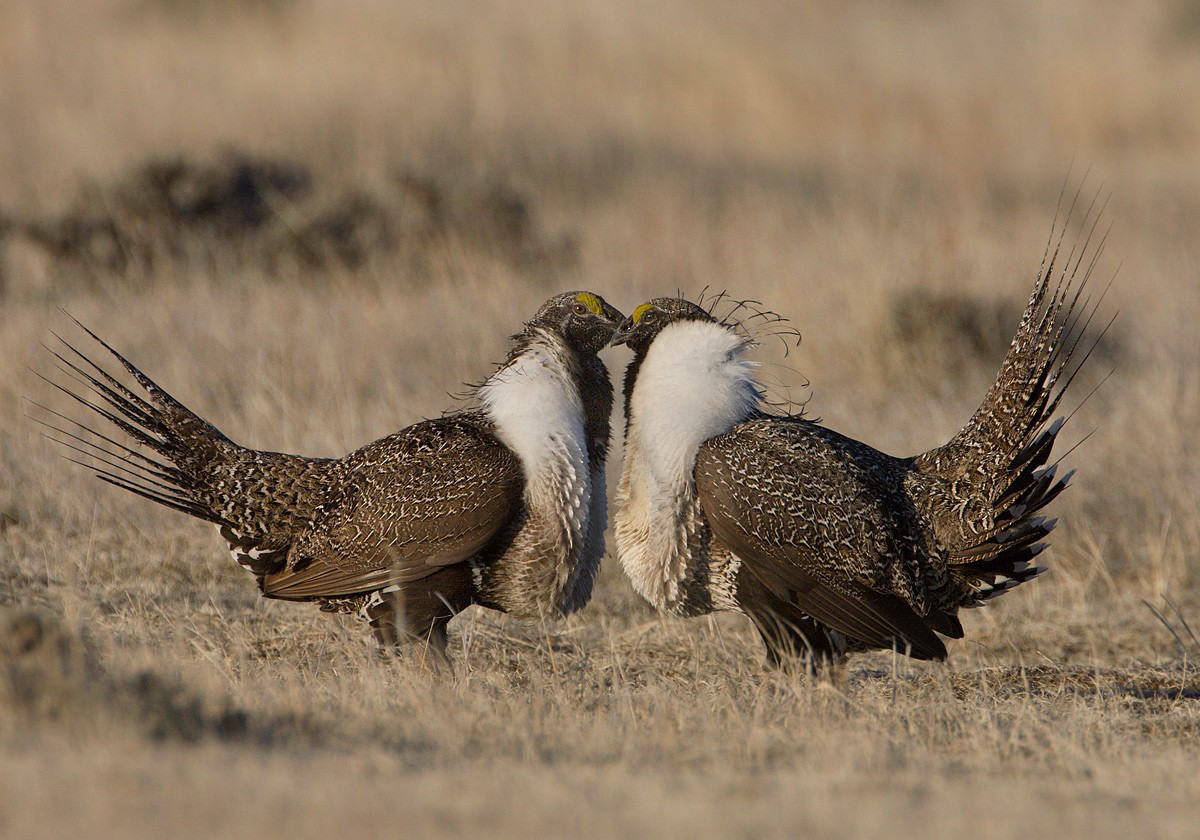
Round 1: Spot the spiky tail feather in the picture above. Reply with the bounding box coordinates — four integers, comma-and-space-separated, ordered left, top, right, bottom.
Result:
35, 318, 333, 574
912, 186, 1115, 606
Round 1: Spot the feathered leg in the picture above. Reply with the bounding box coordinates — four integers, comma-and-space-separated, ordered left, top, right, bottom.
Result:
365, 564, 477, 666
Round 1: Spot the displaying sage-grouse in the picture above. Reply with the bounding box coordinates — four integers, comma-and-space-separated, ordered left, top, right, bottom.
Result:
612, 222, 1108, 670
41, 292, 624, 658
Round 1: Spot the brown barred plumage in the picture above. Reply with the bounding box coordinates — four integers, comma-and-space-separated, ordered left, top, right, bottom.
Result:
613, 206, 1110, 670
39, 292, 624, 659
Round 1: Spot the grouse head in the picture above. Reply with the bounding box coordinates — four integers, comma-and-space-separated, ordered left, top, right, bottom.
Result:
610, 297, 716, 355
530, 291, 626, 355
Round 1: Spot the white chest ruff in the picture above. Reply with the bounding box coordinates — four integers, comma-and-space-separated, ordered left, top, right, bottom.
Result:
616, 320, 759, 612
480, 337, 592, 614
615, 437, 691, 610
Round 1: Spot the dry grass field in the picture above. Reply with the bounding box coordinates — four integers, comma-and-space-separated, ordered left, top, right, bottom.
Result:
2, 1, 1200, 837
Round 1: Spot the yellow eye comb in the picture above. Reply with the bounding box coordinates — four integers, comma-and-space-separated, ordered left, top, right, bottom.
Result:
574, 292, 603, 315
631, 302, 654, 324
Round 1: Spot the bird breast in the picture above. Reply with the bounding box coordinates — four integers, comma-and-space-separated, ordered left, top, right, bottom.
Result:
627, 320, 759, 487
617, 320, 760, 610
479, 335, 592, 615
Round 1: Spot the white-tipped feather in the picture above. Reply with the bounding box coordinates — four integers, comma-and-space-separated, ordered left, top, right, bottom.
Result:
617, 320, 760, 610
1035, 464, 1058, 483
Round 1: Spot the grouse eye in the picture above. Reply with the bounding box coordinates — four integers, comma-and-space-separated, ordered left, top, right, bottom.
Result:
572, 302, 590, 316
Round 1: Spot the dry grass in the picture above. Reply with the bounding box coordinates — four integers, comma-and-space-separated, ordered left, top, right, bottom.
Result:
2, 1, 1200, 837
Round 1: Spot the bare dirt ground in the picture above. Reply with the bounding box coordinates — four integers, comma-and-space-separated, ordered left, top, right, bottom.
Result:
2, 1, 1200, 837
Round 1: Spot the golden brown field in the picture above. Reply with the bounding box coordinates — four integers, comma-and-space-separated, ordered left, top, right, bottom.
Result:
2, 1, 1200, 837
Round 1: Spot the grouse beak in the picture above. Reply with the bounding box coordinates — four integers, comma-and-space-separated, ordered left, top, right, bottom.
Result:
592, 305, 625, 350
601, 303, 626, 336
609, 316, 636, 347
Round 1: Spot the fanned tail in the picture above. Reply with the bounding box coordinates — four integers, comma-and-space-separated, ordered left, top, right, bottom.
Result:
35, 318, 334, 577
34, 316, 238, 525
914, 184, 1115, 606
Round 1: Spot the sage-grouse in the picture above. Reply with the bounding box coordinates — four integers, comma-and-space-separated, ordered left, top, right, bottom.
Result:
612, 226, 1106, 669
42, 292, 624, 657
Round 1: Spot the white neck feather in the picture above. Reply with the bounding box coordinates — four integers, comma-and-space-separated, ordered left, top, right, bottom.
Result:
479, 332, 591, 614
628, 320, 759, 490
617, 320, 759, 609
481, 336, 586, 470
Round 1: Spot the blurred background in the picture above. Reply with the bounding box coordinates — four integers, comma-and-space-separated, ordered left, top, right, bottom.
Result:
3, 0, 1198, 567
2, 2, 1200, 836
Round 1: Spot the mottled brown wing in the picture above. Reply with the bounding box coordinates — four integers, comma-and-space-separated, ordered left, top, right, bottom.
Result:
695, 419, 950, 660
261, 417, 523, 601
